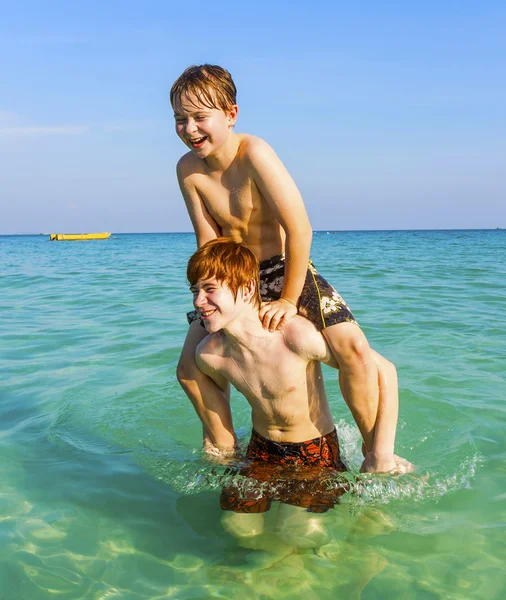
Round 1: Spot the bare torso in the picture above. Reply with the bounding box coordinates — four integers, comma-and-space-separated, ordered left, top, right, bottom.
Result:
197, 317, 335, 442
183, 134, 285, 261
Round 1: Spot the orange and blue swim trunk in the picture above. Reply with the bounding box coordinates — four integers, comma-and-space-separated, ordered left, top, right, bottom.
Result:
220, 429, 348, 514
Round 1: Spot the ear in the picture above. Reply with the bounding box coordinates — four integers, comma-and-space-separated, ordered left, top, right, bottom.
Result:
242, 278, 256, 303
227, 104, 238, 127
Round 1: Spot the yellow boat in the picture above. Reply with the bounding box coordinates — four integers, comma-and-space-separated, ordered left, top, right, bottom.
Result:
49, 232, 111, 241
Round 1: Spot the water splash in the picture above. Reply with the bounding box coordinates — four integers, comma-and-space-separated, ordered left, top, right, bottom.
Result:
352, 454, 484, 506
134, 419, 484, 508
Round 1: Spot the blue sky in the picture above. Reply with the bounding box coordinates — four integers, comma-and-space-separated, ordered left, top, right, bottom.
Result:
1, 1, 505, 233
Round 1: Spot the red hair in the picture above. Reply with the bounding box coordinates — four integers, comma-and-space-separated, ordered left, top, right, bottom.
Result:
187, 238, 261, 307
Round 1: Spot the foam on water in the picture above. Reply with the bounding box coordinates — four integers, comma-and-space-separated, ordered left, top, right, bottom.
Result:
119, 418, 484, 513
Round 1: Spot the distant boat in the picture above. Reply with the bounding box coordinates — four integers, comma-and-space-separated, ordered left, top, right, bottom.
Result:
49, 232, 111, 241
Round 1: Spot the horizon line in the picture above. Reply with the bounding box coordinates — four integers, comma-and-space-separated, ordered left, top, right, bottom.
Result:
1, 227, 503, 237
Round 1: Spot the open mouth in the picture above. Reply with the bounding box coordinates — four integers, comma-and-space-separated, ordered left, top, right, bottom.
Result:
189, 136, 207, 148
200, 309, 216, 319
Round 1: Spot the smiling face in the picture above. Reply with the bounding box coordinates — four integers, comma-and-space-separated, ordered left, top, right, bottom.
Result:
173, 93, 238, 159
190, 277, 244, 333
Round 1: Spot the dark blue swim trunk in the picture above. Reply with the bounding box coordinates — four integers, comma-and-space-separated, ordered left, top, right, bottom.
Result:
187, 253, 357, 332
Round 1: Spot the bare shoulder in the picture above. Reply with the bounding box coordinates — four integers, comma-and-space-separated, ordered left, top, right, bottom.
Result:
238, 134, 293, 191
195, 331, 226, 371
282, 317, 336, 366
176, 151, 206, 180
238, 134, 278, 163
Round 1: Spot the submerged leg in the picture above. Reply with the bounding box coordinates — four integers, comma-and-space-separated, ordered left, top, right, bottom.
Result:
221, 511, 265, 539
221, 510, 295, 567
176, 321, 235, 452
275, 503, 331, 549
347, 507, 396, 540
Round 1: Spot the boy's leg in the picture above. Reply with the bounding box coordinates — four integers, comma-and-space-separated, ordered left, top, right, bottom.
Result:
259, 257, 388, 453
221, 511, 295, 566
260, 256, 402, 468
367, 349, 398, 459
176, 321, 235, 451
364, 352, 414, 474
275, 503, 331, 549
221, 511, 265, 538
322, 322, 380, 452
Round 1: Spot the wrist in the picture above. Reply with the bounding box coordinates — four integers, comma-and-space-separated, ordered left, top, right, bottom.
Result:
280, 296, 298, 307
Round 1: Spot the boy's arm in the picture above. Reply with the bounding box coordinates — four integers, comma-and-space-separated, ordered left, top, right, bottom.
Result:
194, 344, 236, 457
246, 139, 312, 330
177, 156, 221, 247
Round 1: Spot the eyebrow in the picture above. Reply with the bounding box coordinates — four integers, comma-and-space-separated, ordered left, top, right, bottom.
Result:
189, 280, 218, 290
173, 109, 210, 117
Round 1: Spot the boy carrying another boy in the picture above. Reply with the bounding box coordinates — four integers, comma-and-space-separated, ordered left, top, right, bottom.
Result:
187, 239, 412, 546
172, 64, 400, 473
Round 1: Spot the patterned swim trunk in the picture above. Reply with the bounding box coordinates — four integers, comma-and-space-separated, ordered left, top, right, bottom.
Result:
187, 254, 357, 331
220, 429, 348, 514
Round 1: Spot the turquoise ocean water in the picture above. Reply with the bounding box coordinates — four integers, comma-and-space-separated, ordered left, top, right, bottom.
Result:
1, 230, 505, 599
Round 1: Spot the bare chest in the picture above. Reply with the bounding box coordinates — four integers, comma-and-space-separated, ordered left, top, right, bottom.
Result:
195, 171, 269, 234
220, 347, 306, 403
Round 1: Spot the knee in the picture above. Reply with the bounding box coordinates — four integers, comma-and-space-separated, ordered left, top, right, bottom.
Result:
336, 329, 371, 366
384, 358, 397, 379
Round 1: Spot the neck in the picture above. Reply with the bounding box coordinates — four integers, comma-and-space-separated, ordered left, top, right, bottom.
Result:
204, 131, 240, 172
221, 306, 268, 347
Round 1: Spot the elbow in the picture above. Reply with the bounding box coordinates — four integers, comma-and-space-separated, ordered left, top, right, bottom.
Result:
287, 224, 312, 247
176, 355, 199, 388
300, 220, 312, 240
196, 231, 219, 249
176, 360, 190, 388
381, 358, 398, 386
302, 225, 313, 245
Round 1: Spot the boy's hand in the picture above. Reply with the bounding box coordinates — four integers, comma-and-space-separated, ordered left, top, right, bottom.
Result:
259, 299, 298, 331
203, 429, 236, 464
360, 452, 415, 475
203, 439, 236, 465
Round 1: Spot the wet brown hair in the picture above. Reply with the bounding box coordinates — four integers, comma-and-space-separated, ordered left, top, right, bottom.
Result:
187, 238, 261, 308
170, 64, 237, 112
